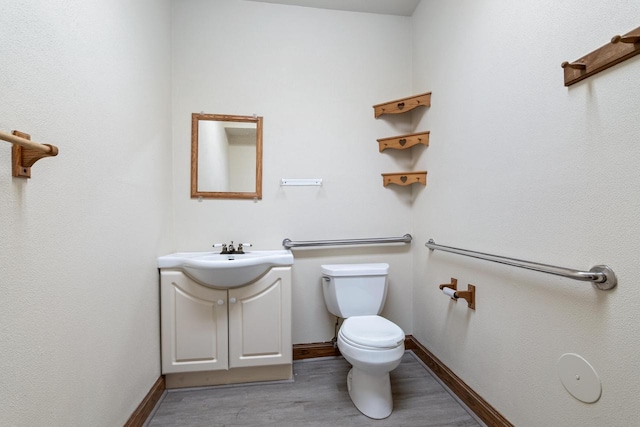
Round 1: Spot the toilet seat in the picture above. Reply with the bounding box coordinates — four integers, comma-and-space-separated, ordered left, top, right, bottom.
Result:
340, 315, 404, 350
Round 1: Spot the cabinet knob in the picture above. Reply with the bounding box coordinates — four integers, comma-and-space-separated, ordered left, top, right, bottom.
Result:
229, 297, 237, 304
217, 299, 225, 305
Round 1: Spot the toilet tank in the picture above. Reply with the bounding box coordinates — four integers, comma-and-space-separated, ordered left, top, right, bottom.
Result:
321, 263, 389, 318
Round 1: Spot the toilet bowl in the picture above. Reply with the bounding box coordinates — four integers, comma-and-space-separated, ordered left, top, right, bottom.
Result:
338, 315, 405, 419
320, 264, 405, 419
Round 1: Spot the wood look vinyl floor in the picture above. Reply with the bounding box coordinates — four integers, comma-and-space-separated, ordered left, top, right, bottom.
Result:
146, 352, 483, 427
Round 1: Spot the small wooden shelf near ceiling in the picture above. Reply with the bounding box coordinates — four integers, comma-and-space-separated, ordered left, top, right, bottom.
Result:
373, 92, 431, 118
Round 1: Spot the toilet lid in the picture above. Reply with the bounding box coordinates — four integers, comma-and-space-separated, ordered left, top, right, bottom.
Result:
341, 315, 404, 349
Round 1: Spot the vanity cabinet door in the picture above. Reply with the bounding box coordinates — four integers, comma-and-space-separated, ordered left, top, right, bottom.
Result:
160, 271, 229, 373
228, 267, 292, 368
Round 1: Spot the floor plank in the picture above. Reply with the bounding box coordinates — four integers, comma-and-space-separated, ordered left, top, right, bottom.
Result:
147, 352, 482, 427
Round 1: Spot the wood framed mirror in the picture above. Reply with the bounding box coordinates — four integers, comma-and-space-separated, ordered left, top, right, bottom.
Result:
191, 113, 263, 199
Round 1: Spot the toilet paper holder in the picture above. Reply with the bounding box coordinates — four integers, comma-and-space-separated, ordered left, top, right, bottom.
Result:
439, 278, 476, 310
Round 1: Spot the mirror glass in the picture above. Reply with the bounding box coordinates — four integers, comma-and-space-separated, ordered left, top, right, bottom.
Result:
191, 113, 262, 199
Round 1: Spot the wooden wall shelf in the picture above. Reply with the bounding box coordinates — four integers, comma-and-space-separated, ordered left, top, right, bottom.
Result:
378, 131, 430, 152
374, 91, 431, 189
373, 92, 431, 118
381, 171, 427, 187
562, 25, 640, 86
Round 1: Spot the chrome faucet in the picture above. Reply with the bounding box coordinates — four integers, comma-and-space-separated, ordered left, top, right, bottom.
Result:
213, 243, 229, 254
213, 241, 252, 254
237, 242, 252, 254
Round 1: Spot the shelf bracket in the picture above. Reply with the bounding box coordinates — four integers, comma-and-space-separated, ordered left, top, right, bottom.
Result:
1, 130, 59, 178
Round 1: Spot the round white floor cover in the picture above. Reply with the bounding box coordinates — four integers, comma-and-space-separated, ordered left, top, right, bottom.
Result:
557, 353, 602, 403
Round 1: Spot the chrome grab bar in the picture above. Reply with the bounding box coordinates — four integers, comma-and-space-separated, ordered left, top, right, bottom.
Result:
425, 239, 617, 290
283, 234, 412, 249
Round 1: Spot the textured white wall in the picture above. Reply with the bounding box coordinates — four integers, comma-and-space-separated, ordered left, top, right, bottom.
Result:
0, 1, 172, 426
172, 0, 416, 343
411, 1, 640, 426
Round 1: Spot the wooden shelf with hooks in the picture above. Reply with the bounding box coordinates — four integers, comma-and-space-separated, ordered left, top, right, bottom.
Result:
373, 92, 431, 118
378, 131, 430, 152
562, 25, 640, 86
0, 130, 58, 178
381, 171, 427, 187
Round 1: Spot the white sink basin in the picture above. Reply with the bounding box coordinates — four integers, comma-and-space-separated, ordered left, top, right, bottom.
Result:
157, 250, 294, 288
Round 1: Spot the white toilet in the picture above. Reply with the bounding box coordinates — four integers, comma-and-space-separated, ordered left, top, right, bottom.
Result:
321, 263, 405, 419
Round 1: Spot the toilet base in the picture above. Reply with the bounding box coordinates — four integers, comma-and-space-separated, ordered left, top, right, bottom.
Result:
346, 367, 393, 419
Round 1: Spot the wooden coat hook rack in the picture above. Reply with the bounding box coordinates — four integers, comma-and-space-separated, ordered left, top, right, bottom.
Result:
439, 278, 476, 310
0, 130, 58, 178
562, 25, 640, 86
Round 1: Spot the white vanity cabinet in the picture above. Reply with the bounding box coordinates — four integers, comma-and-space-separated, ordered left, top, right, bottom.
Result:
228, 268, 292, 368
160, 266, 292, 377
160, 271, 228, 373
